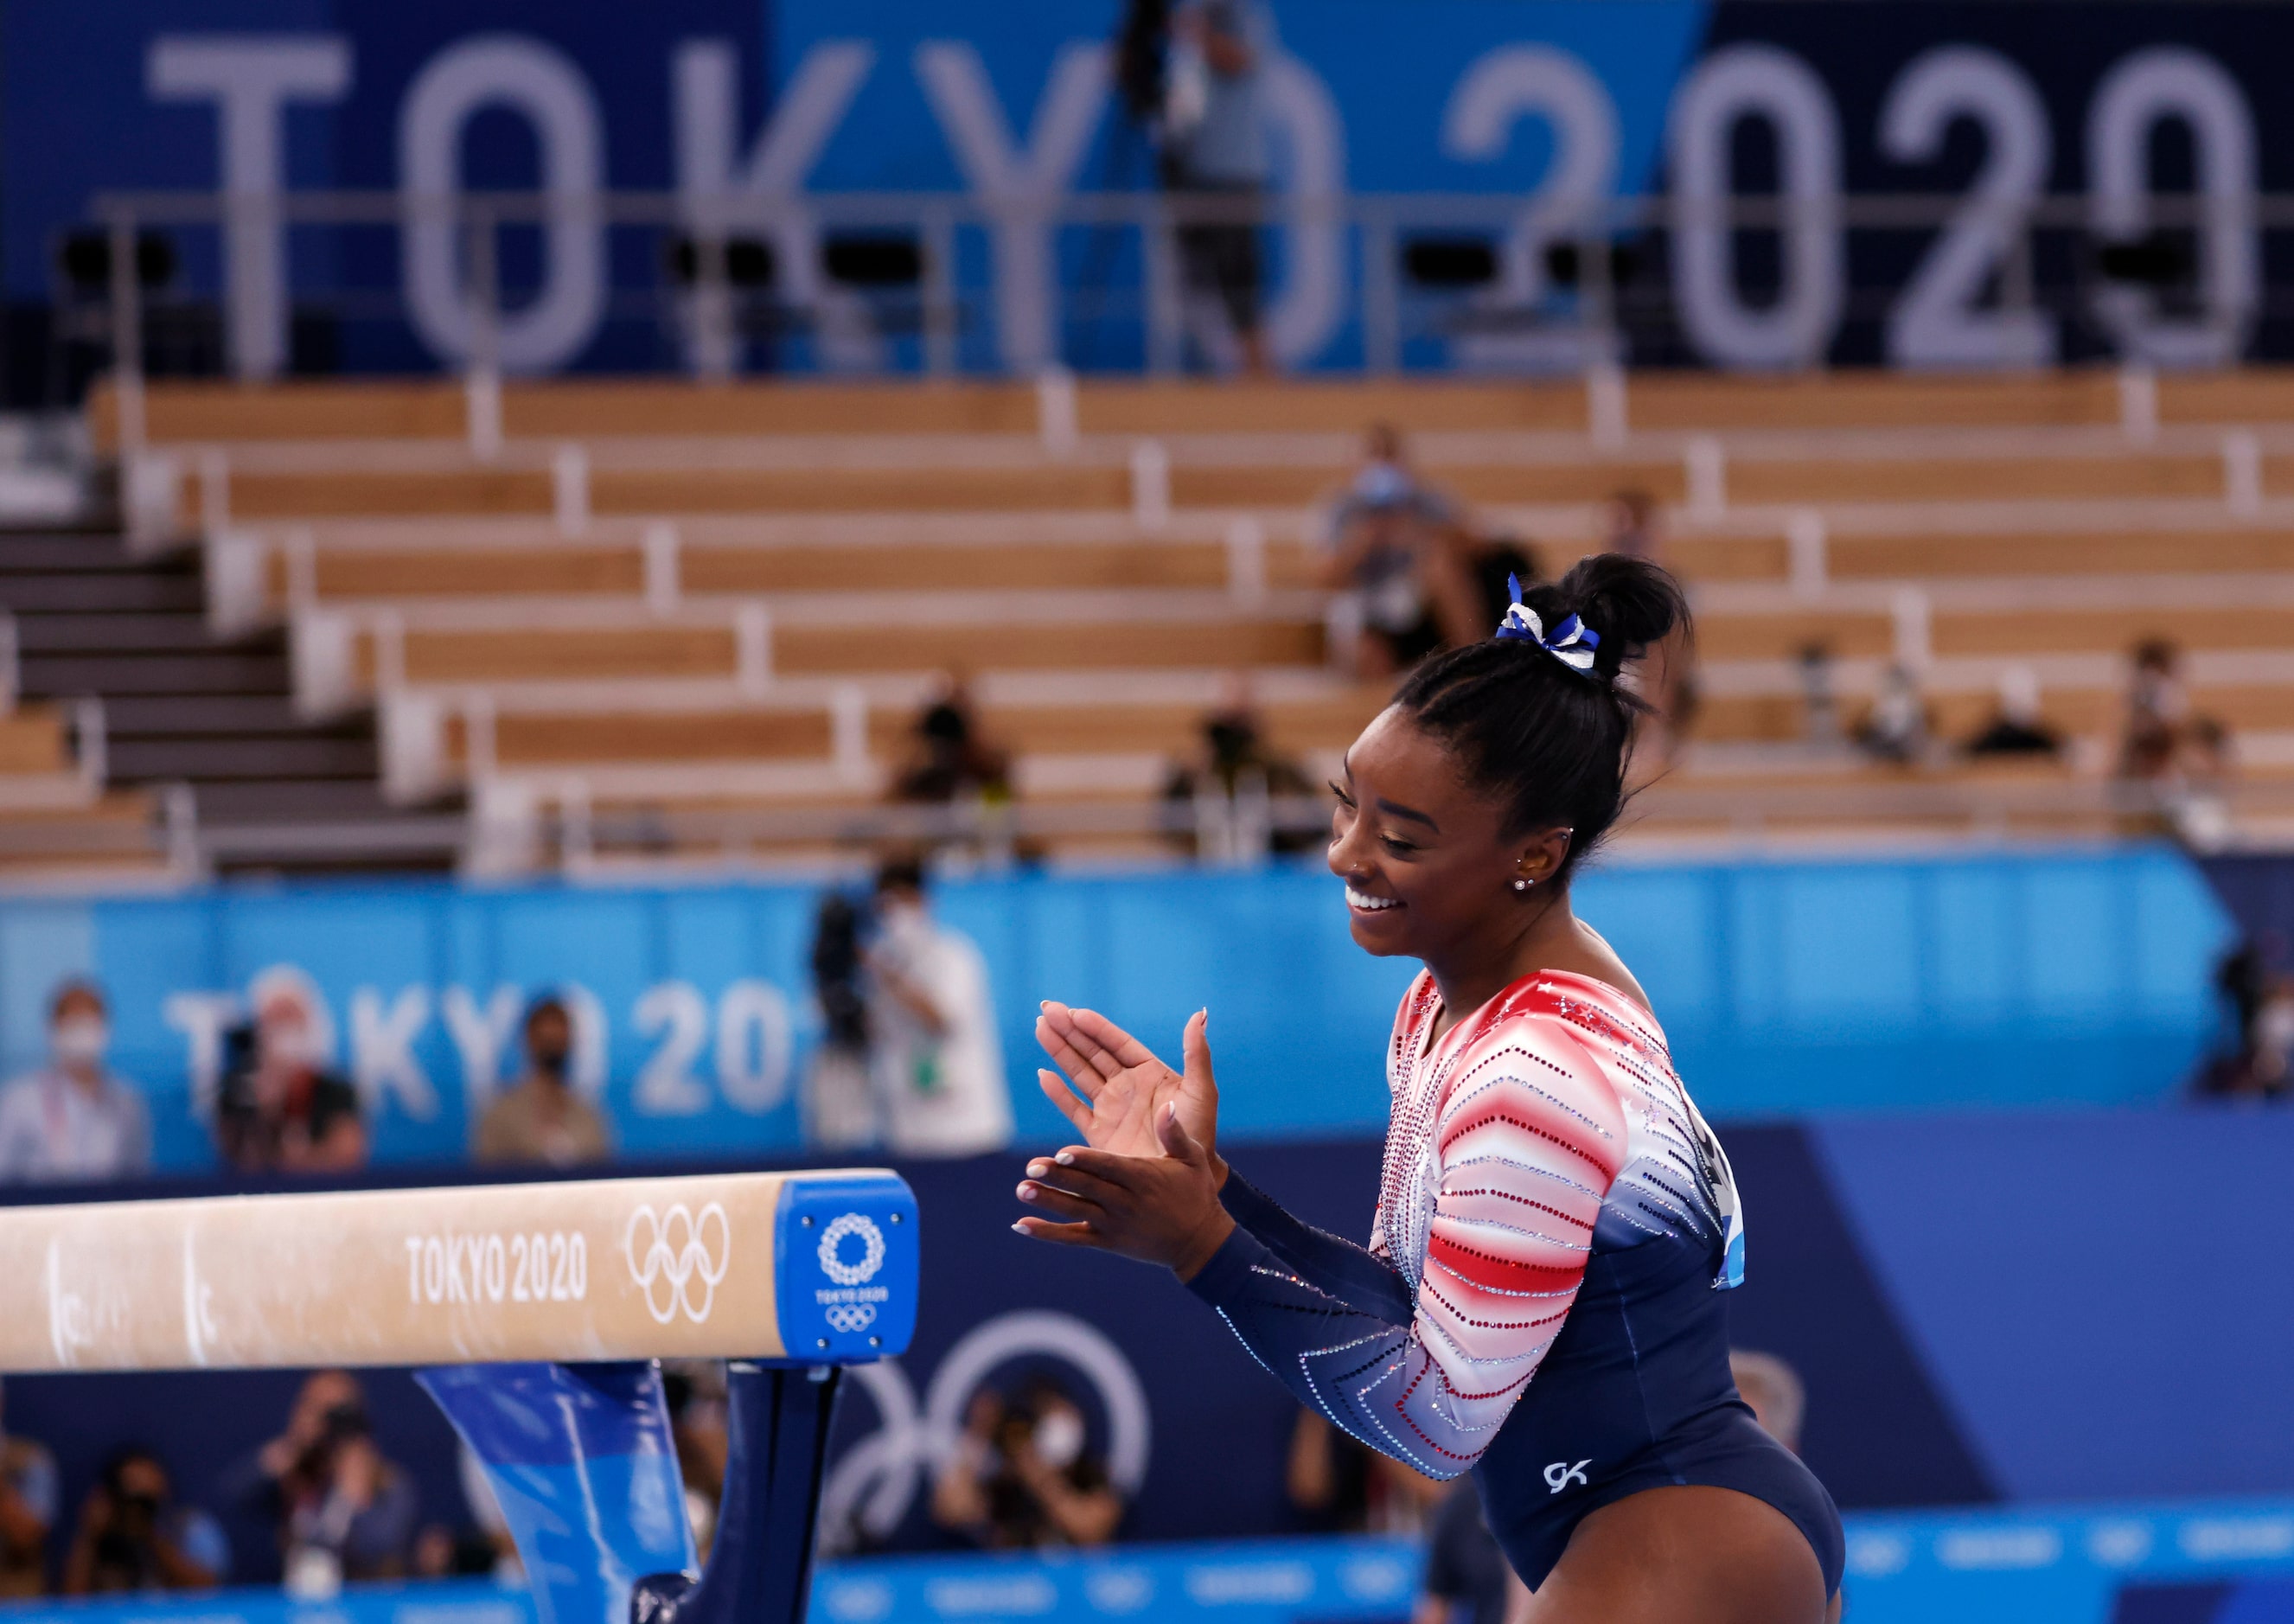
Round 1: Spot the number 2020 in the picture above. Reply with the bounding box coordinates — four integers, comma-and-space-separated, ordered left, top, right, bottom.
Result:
1469, 39, 2257, 369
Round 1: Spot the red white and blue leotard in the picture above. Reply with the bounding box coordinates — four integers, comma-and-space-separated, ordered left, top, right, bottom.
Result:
1186, 969, 1843, 1595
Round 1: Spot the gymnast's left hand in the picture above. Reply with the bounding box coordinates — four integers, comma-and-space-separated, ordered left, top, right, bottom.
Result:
1013, 1103, 1236, 1280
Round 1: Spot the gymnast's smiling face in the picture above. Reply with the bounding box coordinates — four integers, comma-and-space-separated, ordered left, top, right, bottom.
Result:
1326, 705, 1565, 964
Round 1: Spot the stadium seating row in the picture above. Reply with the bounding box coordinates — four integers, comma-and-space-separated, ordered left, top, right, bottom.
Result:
85, 368, 2294, 447
16, 367, 2294, 874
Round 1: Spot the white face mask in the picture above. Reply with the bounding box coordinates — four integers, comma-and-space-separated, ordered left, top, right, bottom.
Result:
878, 900, 929, 943
264, 1025, 322, 1070
52, 1017, 106, 1068
2258, 998, 2294, 1057
1032, 1409, 1086, 1471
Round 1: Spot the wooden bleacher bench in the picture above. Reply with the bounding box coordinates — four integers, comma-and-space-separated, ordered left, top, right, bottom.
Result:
108, 368, 2294, 452
73, 368, 2294, 868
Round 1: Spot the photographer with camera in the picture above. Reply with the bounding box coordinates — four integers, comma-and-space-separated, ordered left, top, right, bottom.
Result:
214, 971, 366, 1175
227, 1371, 415, 1594
61, 1448, 226, 1595
804, 858, 1013, 1157
803, 892, 878, 1151
0, 1379, 56, 1598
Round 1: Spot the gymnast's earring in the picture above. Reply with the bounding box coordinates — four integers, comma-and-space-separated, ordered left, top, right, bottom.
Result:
1512, 876, 1533, 893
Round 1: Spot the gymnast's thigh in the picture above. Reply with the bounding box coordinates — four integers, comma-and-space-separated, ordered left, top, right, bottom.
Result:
1516, 1485, 1831, 1624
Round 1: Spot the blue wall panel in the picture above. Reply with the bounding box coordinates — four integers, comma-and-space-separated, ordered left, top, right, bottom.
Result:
1816, 1110, 2294, 1502
0, 845, 2233, 1171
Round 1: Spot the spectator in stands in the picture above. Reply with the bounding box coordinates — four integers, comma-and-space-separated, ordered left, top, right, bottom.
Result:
0, 980, 150, 1183
2172, 716, 2237, 850
2246, 974, 2294, 1097
1286, 1411, 1446, 1537
1160, 0, 1273, 374
410, 1523, 499, 1583
1965, 666, 2063, 758
1450, 528, 1542, 638
2195, 941, 2294, 1099
1599, 490, 1697, 754
662, 1362, 729, 1559
1729, 1350, 1808, 1455
892, 676, 1013, 808
0, 1378, 57, 1599
1414, 1480, 1510, 1624
1797, 644, 1841, 750
474, 994, 612, 1168
1285, 1411, 1371, 1533
415, 1445, 519, 1586
2118, 638, 2237, 844
865, 856, 1013, 1157
1319, 425, 1466, 678
1855, 662, 1932, 765
1604, 488, 1659, 560
930, 1388, 1006, 1544
2120, 637, 2189, 780
931, 1378, 1123, 1549
62, 1447, 227, 1594
228, 1371, 417, 1593
215, 971, 366, 1174
1161, 676, 1320, 857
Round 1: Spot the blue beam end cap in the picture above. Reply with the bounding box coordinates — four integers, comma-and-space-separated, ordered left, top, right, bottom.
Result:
774, 1171, 918, 1364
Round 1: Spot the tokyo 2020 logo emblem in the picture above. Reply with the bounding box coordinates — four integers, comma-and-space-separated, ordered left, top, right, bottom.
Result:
818, 1212, 886, 1286
624, 1202, 731, 1326
817, 1212, 888, 1333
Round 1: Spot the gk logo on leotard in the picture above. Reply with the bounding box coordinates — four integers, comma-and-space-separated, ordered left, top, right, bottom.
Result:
624, 1202, 731, 1326
1544, 1460, 1591, 1494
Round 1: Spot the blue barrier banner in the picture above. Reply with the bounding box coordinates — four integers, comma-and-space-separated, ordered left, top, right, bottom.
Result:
1842, 1501, 2294, 1624
11, 1114, 2291, 1551
0, 847, 2232, 1173
7, 1504, 2294, 1624
418, 1364, 693, 1624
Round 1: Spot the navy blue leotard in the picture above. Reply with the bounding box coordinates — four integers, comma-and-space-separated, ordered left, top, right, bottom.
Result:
1185, 969, 1842, 1596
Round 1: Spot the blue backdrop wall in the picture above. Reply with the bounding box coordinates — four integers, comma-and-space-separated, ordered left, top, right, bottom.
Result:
0, 845, 2234, 1171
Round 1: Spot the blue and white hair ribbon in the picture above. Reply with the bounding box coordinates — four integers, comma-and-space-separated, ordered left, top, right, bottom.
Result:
1493, 573, 1601, 675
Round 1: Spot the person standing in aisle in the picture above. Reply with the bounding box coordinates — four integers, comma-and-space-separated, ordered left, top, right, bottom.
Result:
866, 856, 1013, 1158
1162, 0, 1274, 374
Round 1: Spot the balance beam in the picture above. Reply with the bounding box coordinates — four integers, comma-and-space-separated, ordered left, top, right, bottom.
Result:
0, 1167, 916, 1374
0, 1168, 919, 1624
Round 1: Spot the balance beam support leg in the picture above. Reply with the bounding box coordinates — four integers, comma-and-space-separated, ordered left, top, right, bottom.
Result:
629, 1361, 846, 1624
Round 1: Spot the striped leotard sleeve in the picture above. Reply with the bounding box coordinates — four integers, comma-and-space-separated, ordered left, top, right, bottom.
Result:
1186, 1012, 1629, 1478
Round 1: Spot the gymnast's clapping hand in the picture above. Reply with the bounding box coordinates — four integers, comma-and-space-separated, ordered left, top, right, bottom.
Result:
1014, 1002, 1236, 1279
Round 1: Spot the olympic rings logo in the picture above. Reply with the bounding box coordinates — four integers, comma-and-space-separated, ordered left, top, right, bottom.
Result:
624, 1202, 732, 1326
817, 1310, 1153, 1556
824, 1303, 879, 1333
818, 1212, 887, 1286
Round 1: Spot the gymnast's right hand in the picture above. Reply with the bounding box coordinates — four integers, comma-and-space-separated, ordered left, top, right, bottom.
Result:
1034, 1002, 1221, 1169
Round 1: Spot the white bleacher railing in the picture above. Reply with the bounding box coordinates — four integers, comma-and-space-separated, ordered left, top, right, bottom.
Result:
79, 185, 2294, 450
70, 695, 108, 791
457, 770, 2294, 880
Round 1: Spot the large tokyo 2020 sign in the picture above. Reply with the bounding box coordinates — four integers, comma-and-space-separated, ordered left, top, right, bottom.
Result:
9, 1, 2294, 375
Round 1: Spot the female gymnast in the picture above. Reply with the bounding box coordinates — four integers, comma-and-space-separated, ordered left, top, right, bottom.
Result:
1013, 553, 1843, 1623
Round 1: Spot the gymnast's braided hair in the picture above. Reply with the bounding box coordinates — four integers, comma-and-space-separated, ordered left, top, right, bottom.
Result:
1390, 552, 1689, 887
